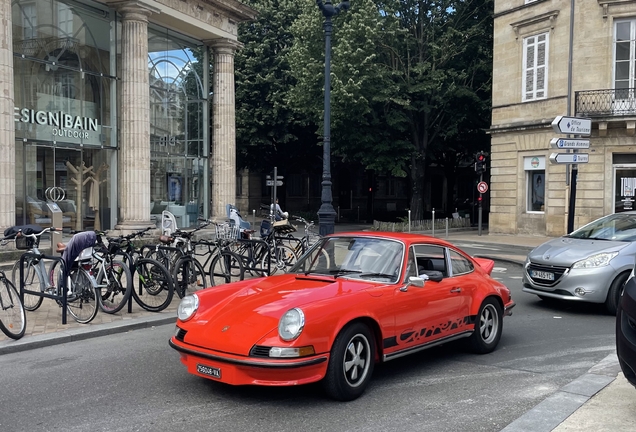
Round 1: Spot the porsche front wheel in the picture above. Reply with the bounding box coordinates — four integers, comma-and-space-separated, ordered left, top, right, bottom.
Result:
467, 297, 502, 354
323, 323, 375, 401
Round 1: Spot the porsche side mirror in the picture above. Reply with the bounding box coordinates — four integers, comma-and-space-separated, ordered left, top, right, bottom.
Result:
401, 275, 427, 292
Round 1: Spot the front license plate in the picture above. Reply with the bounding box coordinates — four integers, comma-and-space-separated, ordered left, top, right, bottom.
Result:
197, 364, 221, 379
530, 270, 554, 281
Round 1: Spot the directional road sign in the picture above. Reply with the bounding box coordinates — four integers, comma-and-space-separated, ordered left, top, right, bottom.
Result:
266, 180, 283, 186
266, 175, 284, 180
477, 181, 488, 194
549, 138, 590, 149
549, 152, 589, 164
551, 116, 592, 136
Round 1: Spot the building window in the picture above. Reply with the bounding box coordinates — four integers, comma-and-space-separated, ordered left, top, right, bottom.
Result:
58, 3, 73, 37
522, 33, 548, 102
614, 20, 636, 100
22, 3, 37, 40
524, 156, 545, 212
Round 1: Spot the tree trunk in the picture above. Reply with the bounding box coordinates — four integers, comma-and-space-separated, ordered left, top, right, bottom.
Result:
409, 154, 426, 220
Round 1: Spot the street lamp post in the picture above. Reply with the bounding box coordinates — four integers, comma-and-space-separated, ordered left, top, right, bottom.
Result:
316, 0, 349, 236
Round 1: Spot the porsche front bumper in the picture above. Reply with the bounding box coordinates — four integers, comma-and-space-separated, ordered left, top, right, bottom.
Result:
169, 337, 329, 386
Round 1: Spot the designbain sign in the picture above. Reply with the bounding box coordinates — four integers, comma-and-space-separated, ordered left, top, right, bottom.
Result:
14, 107, 100, 142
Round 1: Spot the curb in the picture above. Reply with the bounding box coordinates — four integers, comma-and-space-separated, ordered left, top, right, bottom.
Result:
0, 314, 176, 356
499, 353, 621, 432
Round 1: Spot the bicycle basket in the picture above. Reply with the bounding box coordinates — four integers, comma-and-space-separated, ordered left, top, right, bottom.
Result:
15, 236, 35, 250
216, 223, 239, 240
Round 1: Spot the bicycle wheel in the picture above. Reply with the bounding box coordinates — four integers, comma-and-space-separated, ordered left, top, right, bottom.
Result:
0, 278, 26, 340
97, 260, 132, 314
209, 251, 244, 286
11, 258, 44, 311
66, 267, 99, 324
132, 258, 174, 312
145, 248, 180, 274
261, 244, 298, 276
172, 257, 207, 298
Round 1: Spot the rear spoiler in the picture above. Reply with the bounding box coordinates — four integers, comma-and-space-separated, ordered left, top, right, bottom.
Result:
474, 257, 495, 275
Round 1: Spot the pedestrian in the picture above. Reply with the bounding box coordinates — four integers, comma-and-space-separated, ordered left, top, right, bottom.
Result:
271, 198, 288, 221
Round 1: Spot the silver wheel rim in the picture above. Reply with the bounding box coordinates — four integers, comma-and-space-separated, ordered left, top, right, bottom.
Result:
479, 304, 499, 344
342, 333, 371, 388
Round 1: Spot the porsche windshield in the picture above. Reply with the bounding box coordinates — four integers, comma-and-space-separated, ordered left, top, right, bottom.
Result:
289, 236, 404, 283
568, 213, 636, 241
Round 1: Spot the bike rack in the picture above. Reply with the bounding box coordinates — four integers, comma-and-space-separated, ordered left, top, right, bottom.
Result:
18, 253, 69, 324
231, 238, 271, 276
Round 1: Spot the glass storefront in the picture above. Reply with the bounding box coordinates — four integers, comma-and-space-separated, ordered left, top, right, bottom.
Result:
13, 0, 117, 230
148, 27, 207, 227
11, 0, 209, 230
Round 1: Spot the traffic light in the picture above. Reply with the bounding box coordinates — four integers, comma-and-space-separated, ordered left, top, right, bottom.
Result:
474, 151, 488, 174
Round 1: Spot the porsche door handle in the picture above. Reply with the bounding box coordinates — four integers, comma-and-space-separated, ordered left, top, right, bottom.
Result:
450, 287, 462, 293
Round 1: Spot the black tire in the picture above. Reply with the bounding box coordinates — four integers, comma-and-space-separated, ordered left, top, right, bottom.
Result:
605, 272, 630, 315
467, 297, 503, 354
12, 259, 44, 311
97, 260, 132, 314
323, 322, 375, 401
66, 268, 99, 324
0, 278, 27, 340
172, 257, 207, 298
132, 258, 174, 312
209, 251, 244, 286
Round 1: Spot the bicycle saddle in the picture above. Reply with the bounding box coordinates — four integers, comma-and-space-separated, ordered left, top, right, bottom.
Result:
159, 235, 173, 244
56, 242, 67, 253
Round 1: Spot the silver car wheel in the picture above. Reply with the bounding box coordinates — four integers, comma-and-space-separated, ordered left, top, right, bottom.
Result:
342, 333, 372, 388
479, 304, 499, 344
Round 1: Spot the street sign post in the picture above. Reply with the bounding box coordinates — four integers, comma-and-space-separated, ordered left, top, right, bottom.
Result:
549, 138, 590, 149
551, 116, 592, 136
266, 180, 284, 186
477, 181, 488, 194
549, 153, 589, 164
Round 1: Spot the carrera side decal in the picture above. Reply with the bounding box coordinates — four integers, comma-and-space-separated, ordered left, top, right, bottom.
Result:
383, 315, 476, 349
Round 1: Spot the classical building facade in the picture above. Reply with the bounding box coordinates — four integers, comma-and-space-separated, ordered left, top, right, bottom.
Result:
490, 0, 636, 236
0, 0, 256, 234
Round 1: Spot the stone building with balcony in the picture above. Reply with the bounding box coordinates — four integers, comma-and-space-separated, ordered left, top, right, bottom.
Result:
490, 0, 636, 236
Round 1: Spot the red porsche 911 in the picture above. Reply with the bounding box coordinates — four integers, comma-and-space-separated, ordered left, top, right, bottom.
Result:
169, 232, 515, 401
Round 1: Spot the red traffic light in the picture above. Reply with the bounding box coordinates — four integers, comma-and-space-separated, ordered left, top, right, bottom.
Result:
478, 154, 485, 161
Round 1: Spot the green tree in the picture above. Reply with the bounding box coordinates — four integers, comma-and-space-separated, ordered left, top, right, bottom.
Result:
288, 0, 494, 219
235, 0, 321, 173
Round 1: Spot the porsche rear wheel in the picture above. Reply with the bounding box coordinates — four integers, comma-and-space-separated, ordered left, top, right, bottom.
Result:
323, 322, 375, 401
468, 297, 502, 354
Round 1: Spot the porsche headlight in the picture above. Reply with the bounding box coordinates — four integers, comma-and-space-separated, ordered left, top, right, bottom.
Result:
572, 252, 619, 269
278, 308, 305, 341
177, 294, 199, 322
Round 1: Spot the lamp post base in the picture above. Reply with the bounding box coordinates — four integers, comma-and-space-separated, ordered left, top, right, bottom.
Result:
318, 205, 336, 236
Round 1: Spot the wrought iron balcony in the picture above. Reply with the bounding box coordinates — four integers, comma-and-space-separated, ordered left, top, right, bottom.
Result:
576, 89, 636, 117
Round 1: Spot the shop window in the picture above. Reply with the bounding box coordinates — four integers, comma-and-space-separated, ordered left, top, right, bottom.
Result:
522, 32, 548, 102
524, 156, 545, 213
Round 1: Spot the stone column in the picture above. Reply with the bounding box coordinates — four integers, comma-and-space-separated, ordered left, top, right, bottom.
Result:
0, 0, 15, 232
115, 1, 158, 231
208, 39, 241, 221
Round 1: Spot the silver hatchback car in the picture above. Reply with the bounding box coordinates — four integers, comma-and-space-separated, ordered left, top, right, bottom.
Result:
522, 211, 636, 314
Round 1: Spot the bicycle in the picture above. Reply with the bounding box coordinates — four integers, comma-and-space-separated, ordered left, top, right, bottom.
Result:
0, 234, 26, 339
10, 226, 100, 324
146, 221, 209, 298
199, 222, 245, 286
106, 228, 174, 312
49, 232, 133, 315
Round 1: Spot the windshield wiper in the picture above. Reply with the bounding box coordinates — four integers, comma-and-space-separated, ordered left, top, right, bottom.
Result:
359, 273, 395, 279
586, 237, 611, 241
328, 269, 362, 278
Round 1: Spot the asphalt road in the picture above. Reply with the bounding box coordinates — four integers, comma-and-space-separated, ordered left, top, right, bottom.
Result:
0, 261, 616, 432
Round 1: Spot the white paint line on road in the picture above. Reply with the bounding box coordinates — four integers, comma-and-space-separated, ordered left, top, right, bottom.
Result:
492, 267, 507, 273
455, 243, 502, 250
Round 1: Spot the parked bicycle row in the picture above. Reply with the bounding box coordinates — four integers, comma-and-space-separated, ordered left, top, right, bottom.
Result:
0, 213, 321, 340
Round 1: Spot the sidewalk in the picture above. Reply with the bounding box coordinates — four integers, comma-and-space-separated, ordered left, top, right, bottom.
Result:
0, 225, 632, 431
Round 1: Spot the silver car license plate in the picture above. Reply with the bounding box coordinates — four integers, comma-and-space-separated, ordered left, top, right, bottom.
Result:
531, 270, 554, 281
197, 364, 221, 379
